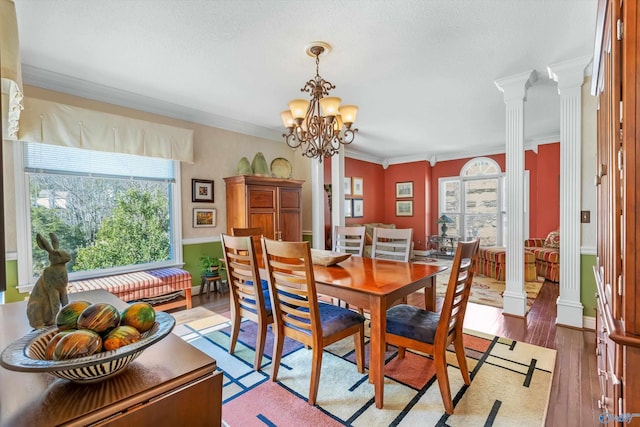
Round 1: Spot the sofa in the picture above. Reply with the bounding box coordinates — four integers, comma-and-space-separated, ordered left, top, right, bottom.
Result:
525, 230, 560, 282
477, 246, 537, 282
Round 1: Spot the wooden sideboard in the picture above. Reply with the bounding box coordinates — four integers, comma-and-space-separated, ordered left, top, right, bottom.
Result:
592, 0, 640, 423
0, 290, 222, 427
224, 175, 304, 242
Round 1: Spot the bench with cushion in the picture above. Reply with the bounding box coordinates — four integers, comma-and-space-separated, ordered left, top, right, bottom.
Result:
477, 247, 537, 282
68, 267, 192, 311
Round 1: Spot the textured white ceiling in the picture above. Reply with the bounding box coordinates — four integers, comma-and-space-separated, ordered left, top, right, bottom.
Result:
14, 0, 597, 164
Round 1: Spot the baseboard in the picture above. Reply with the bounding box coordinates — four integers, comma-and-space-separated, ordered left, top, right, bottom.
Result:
582, 316, 596, 330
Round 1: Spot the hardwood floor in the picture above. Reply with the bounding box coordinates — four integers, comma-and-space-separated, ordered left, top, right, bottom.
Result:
189, 279, 600, 426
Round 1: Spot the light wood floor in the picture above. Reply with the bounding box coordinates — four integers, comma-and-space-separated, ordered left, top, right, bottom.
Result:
188, 279, 600, 427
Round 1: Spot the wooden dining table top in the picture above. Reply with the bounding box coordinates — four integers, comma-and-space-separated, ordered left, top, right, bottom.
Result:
312, 255, 448, 296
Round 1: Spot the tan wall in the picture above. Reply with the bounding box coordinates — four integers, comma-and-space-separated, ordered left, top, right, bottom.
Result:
4, 85, 313, 251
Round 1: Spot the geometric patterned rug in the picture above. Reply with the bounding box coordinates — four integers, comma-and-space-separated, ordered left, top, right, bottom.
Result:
422, 259, 544, 313
173, 309, 556, 426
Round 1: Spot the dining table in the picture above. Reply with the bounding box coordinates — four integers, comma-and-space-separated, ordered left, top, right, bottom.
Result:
311, 256, 448, 409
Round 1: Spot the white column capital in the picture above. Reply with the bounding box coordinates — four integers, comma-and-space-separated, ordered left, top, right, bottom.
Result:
494, 70, 538, 103
547, 56, 591, 93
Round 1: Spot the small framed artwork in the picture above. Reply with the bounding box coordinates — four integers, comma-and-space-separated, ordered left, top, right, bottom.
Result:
352, 177, 364, 197
395, 181, 413, 198
353, 199, 364, 218
344, 177, 352, 196
193, 208, 217, 228
395, 200, 413, 217
345, 199, 353, 218
192, 179, 214, 202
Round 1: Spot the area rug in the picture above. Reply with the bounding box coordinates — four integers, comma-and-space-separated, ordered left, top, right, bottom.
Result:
172, 310, 556, 427
419, 259, 544, 312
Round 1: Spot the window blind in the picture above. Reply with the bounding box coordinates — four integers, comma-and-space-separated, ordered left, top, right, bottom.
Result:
24, 142, 175, 182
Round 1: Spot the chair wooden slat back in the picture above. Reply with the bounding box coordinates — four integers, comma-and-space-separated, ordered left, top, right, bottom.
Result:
261, 238, 318, 339
333, 226, 366, 256
437, 239, 480, 344
232, 227, 264, 267
371, 227, 413, 262
220, 233, 272, 370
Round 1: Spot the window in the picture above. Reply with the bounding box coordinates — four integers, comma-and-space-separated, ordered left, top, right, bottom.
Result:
16, 142, 183, 289
438, 157, 528, 247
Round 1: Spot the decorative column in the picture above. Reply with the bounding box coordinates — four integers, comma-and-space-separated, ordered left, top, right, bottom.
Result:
548, 56, 590, 328
495, 70, 537, 317
311, 158, 325, 249
331, 149, 346, 230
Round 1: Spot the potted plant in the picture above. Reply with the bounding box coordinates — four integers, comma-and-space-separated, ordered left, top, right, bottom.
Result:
200, 255, 225, 277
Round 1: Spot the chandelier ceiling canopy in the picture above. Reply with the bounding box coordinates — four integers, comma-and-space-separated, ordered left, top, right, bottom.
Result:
281, 42, 358, 162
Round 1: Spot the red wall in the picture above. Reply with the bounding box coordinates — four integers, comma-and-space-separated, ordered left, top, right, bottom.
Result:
383, 161, 429, 250
535, 143, 560, 236
428, 143, 560, 239
324, 142, 560, 251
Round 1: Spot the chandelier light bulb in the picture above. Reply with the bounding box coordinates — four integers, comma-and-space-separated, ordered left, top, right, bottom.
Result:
319, 97, 341, 117
280, 110, 294, 128
338, 105, 358, 125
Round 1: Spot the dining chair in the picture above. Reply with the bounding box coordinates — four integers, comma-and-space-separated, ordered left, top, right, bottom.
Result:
231, 227, 265, 268
261, 237, 365, 405
220, 233, 273, 371
371, 227, 413, 262
385, 239, 480, 414
332, 225, 366, 256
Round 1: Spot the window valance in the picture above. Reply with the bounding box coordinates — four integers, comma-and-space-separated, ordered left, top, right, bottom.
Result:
17, 97, 194, 163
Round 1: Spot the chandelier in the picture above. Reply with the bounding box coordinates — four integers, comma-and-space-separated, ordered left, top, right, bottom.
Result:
280, 42, 358, 162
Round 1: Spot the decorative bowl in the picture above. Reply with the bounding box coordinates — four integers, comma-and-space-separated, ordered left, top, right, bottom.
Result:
311, 249, 352, 266
0, 311, 175, 383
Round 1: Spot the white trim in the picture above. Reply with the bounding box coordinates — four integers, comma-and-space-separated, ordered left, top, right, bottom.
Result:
582, 316, 596, 330
581, 246, 596, 256
182, 236, 221, 245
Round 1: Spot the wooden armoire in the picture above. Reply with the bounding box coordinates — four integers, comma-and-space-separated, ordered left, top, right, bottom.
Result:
224, 175, 304, 242
592, 0, 640, 422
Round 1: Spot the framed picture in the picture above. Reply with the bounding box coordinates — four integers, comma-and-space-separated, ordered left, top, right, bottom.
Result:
193, 208, 216, 228
395, 200, 413, 217
344, 199, 353, 218
352, 177, 364, 197
395, 181, 413, 198
353, 199, 364, 218
192, 179, 214, 202
344, 177, 352, 196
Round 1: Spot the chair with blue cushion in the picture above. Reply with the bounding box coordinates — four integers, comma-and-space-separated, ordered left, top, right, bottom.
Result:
261, 237, 365, 405
221, 233, 272, 371
385, 239, 480, 414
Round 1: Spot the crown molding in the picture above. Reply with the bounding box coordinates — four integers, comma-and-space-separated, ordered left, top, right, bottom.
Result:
22, 65, 561, 166
21, 64, 282, 142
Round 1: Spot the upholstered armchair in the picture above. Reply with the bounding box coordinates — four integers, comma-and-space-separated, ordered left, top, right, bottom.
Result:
525, 230, 560, 282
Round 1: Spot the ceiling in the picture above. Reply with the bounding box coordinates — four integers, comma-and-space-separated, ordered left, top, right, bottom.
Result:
14, 0, 598, 165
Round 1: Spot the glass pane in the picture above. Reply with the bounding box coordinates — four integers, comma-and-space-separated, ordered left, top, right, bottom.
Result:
465, 214, 497, 246
29, 173, 173, 278
442, 180, 461, 213
465, 178, 498, 214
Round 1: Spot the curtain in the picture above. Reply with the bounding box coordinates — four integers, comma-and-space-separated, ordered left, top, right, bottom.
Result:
18, 97, 194, 163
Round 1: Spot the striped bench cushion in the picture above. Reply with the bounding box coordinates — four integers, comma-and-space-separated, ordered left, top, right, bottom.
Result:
68, 268, 192, 303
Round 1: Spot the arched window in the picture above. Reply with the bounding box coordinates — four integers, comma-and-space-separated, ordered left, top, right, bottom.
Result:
460, 157, 501, 176
436, 157, 526, 248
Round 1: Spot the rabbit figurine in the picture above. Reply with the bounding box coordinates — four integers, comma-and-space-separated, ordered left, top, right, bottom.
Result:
26, 233, 72, 329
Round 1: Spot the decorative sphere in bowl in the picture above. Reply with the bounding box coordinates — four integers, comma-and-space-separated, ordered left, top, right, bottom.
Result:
0, 311, 175, 383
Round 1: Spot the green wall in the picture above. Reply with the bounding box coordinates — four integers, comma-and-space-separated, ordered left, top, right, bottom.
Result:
4, 260, 23, 303
581, 254, 597, 317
